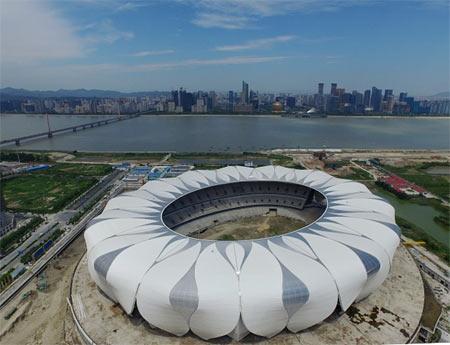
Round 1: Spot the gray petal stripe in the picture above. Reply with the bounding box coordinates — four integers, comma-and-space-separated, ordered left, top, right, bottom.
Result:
169, 263, 199, 322
228, 315, 250, 341
154, 236, 186, 263
280, 263, 309, 318
237, 241, 253, 271
215, 241, 235, 269
377, 220, 402, 237
94, 245, 132, 280
349, 247, 381, 276
256, 238, 310, 318
325, 215, 401, 237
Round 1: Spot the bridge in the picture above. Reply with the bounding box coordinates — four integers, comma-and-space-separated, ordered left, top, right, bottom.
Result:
1, 114, 140, 146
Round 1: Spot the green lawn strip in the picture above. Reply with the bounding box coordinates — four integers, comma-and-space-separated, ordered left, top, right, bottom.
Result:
2, 174, 97, 213
71, 151, 168, 163
342, 166, 373, 180
382, 163, 450, 201
0, 216, 44, 256
0, 151, 50, 163
171, 151, 296, 167
396, 216, 449, 265
218, 234, 236, 241
36, 163, 112, 176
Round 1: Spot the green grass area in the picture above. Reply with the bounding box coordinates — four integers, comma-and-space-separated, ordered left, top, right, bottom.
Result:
72, 151, 167, 162
39, 163, 112, 176
0, 216, 44, 256
2, 174, 97, 213
382, 162, 450, 201
342, 167, 373, 181
0, 151, 50, 163
1, 162, 112, 213
218, 234, 236, 241
397, 217, 449, 264
172, 151, 300, 168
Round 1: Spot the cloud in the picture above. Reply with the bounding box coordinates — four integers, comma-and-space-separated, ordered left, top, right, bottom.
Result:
0, 0, 84, 62
115, 1, 149, 11
188, 0, 448, 29
192, 13, 253, 29
130, 50, 176, 57
215, 35, 296, 51
83, 19, 134, 44
39, 55, 289, 74
132, 55, 289, 71
188, 0, 360, 29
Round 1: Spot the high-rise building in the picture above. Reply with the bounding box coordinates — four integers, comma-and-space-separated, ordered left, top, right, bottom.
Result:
286, 96, 296, 109
318, 83, 324, 95
330, 83, 337, 96
228, 91, 234, 112
371, 87, 383, 112
172, 87, 194, 112
399, 92, 408, 102
405, 97, 415, 113
384, 89, 393, 101
208, 91, 217, 110
363, 89, 371, 107
241, 81, 249, 104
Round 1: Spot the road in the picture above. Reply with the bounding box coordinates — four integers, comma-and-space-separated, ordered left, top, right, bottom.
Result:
0, 170, 124, 274
0, 180, 124, 309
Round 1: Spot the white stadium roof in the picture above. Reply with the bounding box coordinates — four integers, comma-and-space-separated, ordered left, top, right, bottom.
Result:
85, 166, 400, 341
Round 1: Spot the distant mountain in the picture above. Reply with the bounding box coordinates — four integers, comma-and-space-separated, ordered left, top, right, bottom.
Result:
431, 91, 450, 98
0, 87, 170, 99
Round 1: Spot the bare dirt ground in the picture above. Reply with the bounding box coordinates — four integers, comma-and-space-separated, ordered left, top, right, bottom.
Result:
281, 149, 449, 168
0, 236, 86, 345
197, 214, 308, 240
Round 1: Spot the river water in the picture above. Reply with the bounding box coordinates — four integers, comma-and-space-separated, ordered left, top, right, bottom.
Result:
1, 114, 449, 151
374, 189, 448, 247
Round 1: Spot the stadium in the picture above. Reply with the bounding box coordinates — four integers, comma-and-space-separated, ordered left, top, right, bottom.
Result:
84, 166, 402, 341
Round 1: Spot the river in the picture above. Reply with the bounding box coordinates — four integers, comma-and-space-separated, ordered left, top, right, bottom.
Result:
1, 114, 449, 152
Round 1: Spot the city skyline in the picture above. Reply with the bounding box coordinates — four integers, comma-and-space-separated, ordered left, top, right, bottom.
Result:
1, 0, 449, 95
3, 80, 449, 116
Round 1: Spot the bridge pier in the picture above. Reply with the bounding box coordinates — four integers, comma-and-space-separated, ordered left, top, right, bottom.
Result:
48, 132, 53, 138
73, 127, 77, 132
15, 139, 20, 146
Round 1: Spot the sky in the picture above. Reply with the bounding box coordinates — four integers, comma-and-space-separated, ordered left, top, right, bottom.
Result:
1, 0, 449, 95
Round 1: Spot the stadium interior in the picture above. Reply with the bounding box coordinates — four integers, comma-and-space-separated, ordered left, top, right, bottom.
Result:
162, 181, 326, 238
